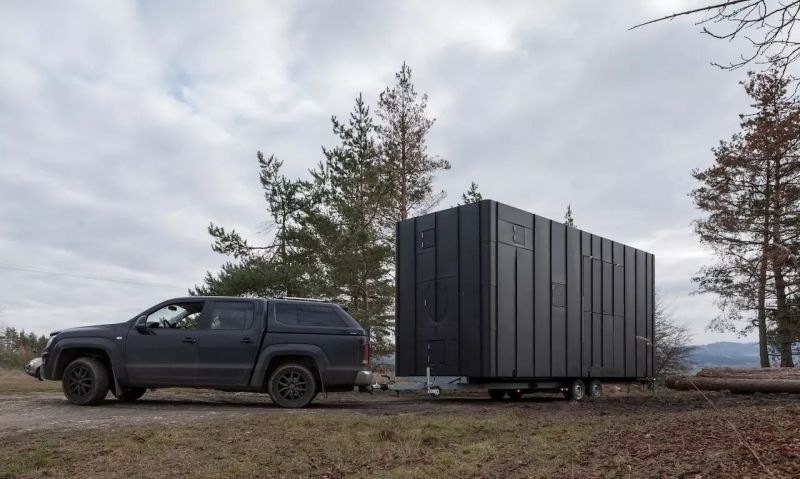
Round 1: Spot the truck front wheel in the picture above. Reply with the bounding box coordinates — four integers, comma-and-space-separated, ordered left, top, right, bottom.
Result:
268, 363, 318, 408
62, 357, 110, 406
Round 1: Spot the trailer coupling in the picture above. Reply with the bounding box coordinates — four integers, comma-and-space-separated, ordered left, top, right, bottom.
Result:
371, 367, 444, 397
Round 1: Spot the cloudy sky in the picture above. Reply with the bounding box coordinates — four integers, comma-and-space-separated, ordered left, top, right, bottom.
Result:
0, 1, 757, 344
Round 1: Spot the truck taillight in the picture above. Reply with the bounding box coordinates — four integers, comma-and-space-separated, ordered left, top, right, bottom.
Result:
360, 340, 370, 366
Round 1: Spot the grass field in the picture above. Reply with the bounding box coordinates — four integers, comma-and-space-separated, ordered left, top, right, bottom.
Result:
0, 368, 60, 393
1, 371, 798, 478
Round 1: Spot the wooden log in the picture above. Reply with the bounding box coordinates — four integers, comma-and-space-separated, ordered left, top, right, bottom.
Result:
666, 375, 800, 393
696, 367, 800, 380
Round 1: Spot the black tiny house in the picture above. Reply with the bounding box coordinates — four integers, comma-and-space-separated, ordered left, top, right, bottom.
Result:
395, 199, 654, 382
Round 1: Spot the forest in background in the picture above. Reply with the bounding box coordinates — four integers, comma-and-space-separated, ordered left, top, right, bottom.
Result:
0, 324, 47, 369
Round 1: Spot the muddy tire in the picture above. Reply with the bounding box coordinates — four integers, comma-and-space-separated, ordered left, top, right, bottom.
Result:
62, 357, 110, 406
488, 389, 506, 400
563, 379, 585, 401
112, 387, 147, 402
268, 363, 318, 408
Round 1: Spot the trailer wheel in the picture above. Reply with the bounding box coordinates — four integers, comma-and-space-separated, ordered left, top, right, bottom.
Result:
587, 380, 602, 398
563, 379, 585, 401
427, 386, 441, 398
488, 389, 506, 400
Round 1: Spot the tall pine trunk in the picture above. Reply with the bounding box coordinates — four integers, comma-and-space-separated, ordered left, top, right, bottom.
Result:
773, 264, 793, 366
757, 256, 769, 367
758, 165, 771, 368
771, 160, 794, 367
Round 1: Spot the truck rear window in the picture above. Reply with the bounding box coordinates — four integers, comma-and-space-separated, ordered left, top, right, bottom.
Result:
275, 303, 347, 328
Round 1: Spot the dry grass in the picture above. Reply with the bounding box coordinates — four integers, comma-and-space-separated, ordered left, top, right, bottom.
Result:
0, 411, 583, 479
2, 370, 799, 478
2, 392, 800, 478
0, 368, 60, 393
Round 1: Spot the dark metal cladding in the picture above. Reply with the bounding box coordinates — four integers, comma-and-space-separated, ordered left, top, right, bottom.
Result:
395, 220, 416, 376
395, 200, 655, 381
624, 245, 636, 376
565, 226, 581, 377
533, 215, 551, 376
458, 203, 481, 377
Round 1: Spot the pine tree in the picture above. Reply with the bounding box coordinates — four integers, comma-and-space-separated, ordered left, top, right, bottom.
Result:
377, 63, 450, 224
460, 182, 483, 205
692, 69, 800, 367
303, 94, 395, 354
564, 204, 575, 227
747, 72, 800, 367
193, 153, 318, 298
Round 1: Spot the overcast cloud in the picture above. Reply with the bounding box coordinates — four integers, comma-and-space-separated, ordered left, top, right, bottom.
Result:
0, 1, 755, 344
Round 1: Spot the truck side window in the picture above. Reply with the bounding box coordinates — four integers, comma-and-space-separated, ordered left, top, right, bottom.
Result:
208, 302, 254, 330
146, 302, 204, 329
275, 303, 298, 325
296, 305, 347, 327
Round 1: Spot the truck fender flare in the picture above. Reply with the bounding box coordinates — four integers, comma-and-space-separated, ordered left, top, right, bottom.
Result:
249, 344, 330, 388
49, 337, 126, 384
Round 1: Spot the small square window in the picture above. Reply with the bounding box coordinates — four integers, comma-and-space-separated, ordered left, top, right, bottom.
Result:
420, 229, 435, 249
512, 224, 525, 245
552, 282, 566, 308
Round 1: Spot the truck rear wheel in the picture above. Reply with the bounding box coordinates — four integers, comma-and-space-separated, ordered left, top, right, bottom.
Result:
268, 363, 318, 408
62, 357, 110, 406
112, 387, 147, 402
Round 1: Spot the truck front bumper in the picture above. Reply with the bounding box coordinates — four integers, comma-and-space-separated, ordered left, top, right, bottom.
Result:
354, 370, 373, 387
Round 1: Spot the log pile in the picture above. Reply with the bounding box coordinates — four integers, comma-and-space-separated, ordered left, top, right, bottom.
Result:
666, 367, 800, 394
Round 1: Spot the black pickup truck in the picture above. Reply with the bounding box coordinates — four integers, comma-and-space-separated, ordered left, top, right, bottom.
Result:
40, 296, 373, 408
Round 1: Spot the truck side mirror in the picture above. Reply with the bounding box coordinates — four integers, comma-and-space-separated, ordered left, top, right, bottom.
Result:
135, 315, 148, 333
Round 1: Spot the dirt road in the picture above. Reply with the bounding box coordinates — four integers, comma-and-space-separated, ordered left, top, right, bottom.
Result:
2, 384, 797, 435
3, 378, 800, 478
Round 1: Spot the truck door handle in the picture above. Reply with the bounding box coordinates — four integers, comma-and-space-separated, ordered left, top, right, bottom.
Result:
182, 337, 197, 344
240, 338, 255, 344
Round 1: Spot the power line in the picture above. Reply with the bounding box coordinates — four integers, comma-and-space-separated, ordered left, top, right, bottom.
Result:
0, 262, 187, 289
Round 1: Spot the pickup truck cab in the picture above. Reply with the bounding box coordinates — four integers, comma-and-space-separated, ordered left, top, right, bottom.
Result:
41, 296, 373, 408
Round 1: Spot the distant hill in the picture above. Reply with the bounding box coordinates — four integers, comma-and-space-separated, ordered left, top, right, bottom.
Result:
380, 341, 779, 371
689, 341, 761, 369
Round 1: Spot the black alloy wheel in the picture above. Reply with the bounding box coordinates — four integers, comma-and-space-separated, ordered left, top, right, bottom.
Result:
268, 364, 317, 408
62, 357, 110, 406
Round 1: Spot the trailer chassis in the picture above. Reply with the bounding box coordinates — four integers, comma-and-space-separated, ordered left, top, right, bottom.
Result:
372, 367, 655, 400
375, 367, 598, 400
